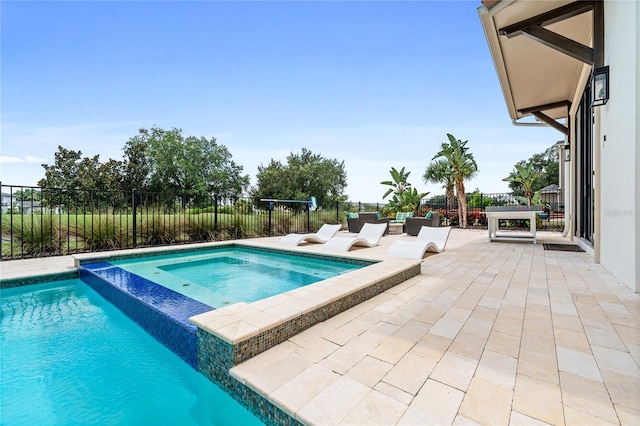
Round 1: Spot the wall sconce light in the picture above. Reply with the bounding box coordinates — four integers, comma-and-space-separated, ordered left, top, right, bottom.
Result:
564, 144, 571, 162
592, 66, 609, 106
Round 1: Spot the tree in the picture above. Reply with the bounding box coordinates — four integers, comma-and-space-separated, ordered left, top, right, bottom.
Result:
13, 189, 42, 202
502, 161, 541, 205
78, 157, 123, 192
38, 146, 123, 192
252, 148, 347, 209
125, 127, 250, 205
121, 134, 152, 192
380, 167, 428, 213
38, 146, 123, 209
432, 134, 478, 228
37, 128, 248, 209
38, 146, 85, 190
505, 145, 559, 195
423, 159, 455, 212
468, 188, 494, 208
380, 166, 411, 201
387, 187, 429, 213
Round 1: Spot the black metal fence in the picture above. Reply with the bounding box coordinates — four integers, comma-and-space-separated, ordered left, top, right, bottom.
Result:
2, 184, 565, 260
1, 184, 343, 260
349, 191, 566, 231
414, 191, 566, 230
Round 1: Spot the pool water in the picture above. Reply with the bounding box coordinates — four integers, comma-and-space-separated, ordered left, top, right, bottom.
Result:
0, 279, 262, 425
110, 246, 362, 307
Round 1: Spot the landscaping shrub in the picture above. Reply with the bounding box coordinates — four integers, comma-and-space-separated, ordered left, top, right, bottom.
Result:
186, 214, 216, 242
81, 213, 128, 251
2, 215, 65, 256
140, 212, 178, 245
218, 206, 234, 214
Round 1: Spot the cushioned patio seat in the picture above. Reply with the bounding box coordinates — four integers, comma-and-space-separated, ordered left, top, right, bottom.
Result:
346, 212, 390, 234
389, 211, 413, 224
406, 212, 440, 236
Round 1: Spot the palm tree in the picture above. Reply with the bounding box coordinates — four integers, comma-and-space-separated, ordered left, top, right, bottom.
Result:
380, 166, 412, 200
433, 134, 478, 228
423, 159, 455, 212
388, 187, 429, 213
502, 162, 540, 205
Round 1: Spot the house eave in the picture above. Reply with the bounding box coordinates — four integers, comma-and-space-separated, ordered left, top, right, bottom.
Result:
478, 0, 595, 123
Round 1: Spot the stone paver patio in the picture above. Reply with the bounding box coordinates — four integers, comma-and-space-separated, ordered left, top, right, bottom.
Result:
235, 228, 639, 425
2, 228, 638, 425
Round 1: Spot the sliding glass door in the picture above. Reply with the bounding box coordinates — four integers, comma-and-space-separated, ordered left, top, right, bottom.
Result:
574, 81, 595, 245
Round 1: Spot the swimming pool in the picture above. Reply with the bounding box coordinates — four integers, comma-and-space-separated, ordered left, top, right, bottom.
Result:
3, 242, 422, 425
108, 246, 363, 307
0, 279, 261, 425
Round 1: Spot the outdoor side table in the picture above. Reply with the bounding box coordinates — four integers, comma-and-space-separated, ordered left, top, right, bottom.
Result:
485, 206, 543, 244
388, 223, 404, 235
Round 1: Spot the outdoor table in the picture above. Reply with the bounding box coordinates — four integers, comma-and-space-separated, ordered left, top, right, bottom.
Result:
485, 206, 543, 244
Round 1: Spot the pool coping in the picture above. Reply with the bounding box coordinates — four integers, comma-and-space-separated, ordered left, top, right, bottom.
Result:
191, 257, 421, 362
72, 240, 373, 268
0, 270, 78, 289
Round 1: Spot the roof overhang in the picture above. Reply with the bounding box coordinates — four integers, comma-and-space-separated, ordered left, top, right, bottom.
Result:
478, 1, 603, 131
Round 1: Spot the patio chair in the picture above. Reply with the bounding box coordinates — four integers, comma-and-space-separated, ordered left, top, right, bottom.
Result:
323, 222, 387, 251
386, 226, 452, 260
347, 212, 390, 234
278, 224, 342, 246
405, 212, 440, 236
389, 211, 414, 233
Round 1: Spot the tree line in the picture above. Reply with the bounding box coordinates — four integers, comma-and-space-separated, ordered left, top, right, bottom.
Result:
35, 127, 347, 210
30, 127, 557, 225
38, 127, 249, 206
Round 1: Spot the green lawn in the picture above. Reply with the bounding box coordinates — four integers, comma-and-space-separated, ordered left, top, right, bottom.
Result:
1, 211, 342, 259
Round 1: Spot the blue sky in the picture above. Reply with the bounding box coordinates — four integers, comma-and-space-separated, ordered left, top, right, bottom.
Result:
1, 0, 561, 203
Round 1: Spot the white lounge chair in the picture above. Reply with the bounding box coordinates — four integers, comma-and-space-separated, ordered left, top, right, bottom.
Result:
323, 222, 387, 251
278, 224, 343, 246
387, 226, 452, 260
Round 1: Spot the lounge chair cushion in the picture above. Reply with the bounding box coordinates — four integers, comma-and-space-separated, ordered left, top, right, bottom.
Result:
390, 211, 413, 224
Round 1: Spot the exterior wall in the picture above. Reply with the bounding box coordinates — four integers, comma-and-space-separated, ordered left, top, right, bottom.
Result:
1, 193, 14, 213
597, 0, 639, 291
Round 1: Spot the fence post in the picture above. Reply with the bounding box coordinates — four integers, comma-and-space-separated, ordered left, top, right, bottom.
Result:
267, 202, 272, 237
336, 201, 339, 222
214, 195, 218, 237
132, 189, 137, 248
307, 203, 311, 233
